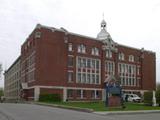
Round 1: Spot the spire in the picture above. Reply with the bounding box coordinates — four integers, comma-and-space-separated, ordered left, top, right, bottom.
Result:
101, 13, 107, 29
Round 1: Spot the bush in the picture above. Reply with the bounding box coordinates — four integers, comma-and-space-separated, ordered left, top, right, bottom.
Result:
39, 94, 61, 102
143, 91, 153, 106
156, 90, 160, 106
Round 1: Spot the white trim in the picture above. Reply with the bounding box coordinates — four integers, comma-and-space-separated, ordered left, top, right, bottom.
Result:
94, 90, 97, 99
80, 90, 83, 99
63, 87, 67, 102
122, 89, 148, 92
34, 86, 40, 101
68, 55, 74, 57
27, 85, 103, 91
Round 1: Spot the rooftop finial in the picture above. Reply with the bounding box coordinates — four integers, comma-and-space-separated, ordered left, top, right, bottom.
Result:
103, 13, 104, 20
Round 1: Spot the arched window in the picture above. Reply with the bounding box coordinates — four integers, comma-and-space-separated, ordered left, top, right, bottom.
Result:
91, 47, 99, 56
68, 43, 73, 51
129, 55, 134, 62
106, 50, 112, 58
78, 44, 86, 53
118, 52, 125, 60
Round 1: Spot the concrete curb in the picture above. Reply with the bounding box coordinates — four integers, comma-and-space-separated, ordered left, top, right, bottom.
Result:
29, 102, 94, 113
93, 110, 160, 115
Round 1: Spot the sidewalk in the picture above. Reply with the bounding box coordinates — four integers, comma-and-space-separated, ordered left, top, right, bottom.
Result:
93, 110, 160, 115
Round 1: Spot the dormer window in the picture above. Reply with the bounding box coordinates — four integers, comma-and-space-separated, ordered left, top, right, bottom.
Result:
129, 55, 134, 62
35, 32, 41, 39
119, 52, 125, 60
91, 47, 99, 56
78, 44, 86, 53
106, 50, 112, 58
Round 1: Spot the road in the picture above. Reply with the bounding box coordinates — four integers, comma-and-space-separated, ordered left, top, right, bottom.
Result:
0, 103, 160, 120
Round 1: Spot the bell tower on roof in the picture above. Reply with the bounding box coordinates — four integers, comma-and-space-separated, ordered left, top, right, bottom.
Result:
97, 15, 117, 51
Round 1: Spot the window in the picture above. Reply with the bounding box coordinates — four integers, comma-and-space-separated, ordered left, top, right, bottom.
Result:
78, 73, 81, 83
77, 90, 83, 99
83, 90, 86, 98
96, 60, 100, 69
91, 47, 99, 56
35, 32, 41, 38
105, 61, 115, 75
95, 90, 100, 98
118, 63, 136, 86
92, 74, 95, 84
129, 55, 134, 62
82, 58, 86, 68
68, 56, 73, 67
82, 73, 86, 83
68, 71, 73, 83
119, 52, 125, 60
137, 66, 140, 75
106, 50, 112, 58
76, 56, 101, 84
91, 59, 95, 69
77, 44, 86, 53
77, 90, 81, 98
87, 59, 91, 68
68, 43, 73, 51
91, 90, 100, 99
67, 89, 73, 98
96, 75, 99, 84
78, 57, 81, 68
91, 90, 95, 99
87, 74, 91, 83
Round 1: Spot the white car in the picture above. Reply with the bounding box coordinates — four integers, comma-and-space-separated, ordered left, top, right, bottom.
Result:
123, 94, 141, 102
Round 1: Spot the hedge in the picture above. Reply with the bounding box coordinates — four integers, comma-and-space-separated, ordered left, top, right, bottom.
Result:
143, 91, 153, 106
39, 94, 62, 102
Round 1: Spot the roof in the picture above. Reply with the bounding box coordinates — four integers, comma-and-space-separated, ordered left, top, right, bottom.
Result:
4, 56, 21, 74
24, 23, 155, 54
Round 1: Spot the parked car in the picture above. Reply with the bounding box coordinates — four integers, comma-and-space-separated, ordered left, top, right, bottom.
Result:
123, 94, 141, 102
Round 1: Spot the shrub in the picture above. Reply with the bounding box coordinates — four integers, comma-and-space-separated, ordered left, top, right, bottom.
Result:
156, 90, 160, 106
143, 91, 153, 106
39, 94, 61, 102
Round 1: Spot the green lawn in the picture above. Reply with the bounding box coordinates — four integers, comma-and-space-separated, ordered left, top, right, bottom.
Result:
40, 101, 160, 111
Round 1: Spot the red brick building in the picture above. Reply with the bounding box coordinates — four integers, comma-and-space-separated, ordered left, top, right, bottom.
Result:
18, 19, 156, 101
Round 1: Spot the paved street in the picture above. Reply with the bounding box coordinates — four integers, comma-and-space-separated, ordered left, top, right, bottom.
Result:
0, 103, 160, 120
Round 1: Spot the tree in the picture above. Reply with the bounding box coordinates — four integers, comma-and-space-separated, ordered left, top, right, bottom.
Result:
0, 88, 4, 97
157, 82, 160, 91
156, 90, 160, 106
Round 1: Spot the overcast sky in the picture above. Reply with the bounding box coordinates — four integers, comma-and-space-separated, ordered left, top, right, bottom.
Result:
0, 0, 160, 87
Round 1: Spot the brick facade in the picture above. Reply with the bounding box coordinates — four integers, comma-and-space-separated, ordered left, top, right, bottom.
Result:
5, 21, 156, 102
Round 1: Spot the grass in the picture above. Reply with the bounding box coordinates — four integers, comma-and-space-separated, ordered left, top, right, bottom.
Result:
39, 101, 160, 111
